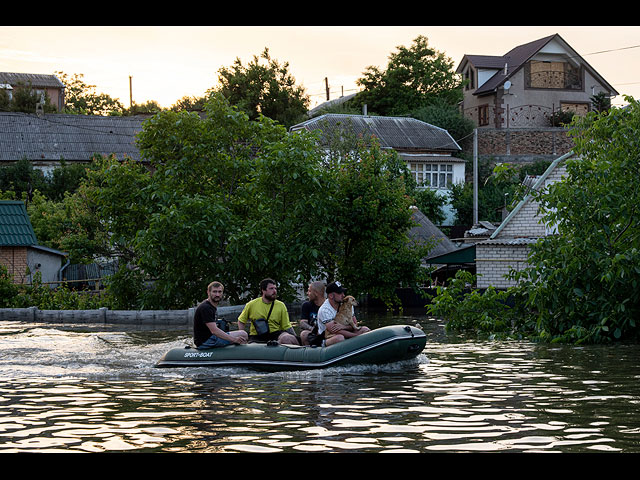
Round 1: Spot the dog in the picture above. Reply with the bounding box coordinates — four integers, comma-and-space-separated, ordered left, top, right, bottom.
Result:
325, 295, 360, 340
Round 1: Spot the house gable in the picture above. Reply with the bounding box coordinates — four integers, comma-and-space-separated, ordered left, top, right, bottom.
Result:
475, 150, 574, 288
457, 34, 618, 130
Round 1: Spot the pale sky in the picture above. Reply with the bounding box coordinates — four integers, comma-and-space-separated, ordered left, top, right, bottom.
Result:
1, 25, 639, 110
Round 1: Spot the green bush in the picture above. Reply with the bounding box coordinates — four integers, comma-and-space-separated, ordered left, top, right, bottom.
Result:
427, 270, 533, 339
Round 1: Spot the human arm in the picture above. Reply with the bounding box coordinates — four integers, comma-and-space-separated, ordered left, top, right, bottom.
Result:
206, 321, 246, 344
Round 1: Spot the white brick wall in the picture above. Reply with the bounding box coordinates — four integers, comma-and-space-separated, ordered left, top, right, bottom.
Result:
475, 162, 569, 289
476, 242, 530, 289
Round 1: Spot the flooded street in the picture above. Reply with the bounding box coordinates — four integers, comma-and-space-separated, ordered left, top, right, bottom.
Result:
1, 311, 639, 453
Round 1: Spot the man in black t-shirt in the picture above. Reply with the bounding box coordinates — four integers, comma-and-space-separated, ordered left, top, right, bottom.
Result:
300, 281, 325, 346
193, 281, 248, 348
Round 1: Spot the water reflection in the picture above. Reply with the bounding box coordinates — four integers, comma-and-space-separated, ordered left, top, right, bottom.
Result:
0, 313, 639, 452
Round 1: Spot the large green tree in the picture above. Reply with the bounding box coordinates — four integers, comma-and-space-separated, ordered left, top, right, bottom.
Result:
56, 71, 125, 116
213, 48, 309, 128
328, 137, 434, 305
354, 35, 462, 116
30, 94, 434, 309
511, 97, 640, 343
129, 93, 328, 307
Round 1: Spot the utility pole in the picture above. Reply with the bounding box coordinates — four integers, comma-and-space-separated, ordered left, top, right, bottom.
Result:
473, 128, 478, 225
129, 76, 133, 109
324, 77, 330, 101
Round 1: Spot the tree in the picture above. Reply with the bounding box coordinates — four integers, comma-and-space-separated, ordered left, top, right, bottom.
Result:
354, 35, 462, 116
131, 93, 328, 307
511, 97, 640, 343
56, 71, 125, 116
411, 98, 475, 145
591, 91, 611, 114
213, 48, 310, 128
5, 81, 57, 114
321, 133, 434, 306
126, 100, 163, 116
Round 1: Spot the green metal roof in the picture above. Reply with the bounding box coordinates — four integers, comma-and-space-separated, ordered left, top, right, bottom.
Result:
426, 243, 476, 264
0, 200, 38, 246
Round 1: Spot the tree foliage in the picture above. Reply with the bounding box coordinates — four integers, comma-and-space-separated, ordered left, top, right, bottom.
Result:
510, 97, 640, 343
354, 35, 462, 116
213, 48, 309, 128
10, 94, 433, 310
56, 71, 125, 116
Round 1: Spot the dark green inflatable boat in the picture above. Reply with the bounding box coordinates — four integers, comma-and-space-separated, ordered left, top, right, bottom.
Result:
156, 325, 426, 372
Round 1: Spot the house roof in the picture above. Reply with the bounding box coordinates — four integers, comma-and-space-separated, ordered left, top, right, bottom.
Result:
456, 33, 619, 97
0, 112, 146, 163
0, 72, 65, 89
308, 93, 358, 116
490, 150, 575, 240
0, 200, 38, 246
290, 114, 461, 152
408, 207, 458, 257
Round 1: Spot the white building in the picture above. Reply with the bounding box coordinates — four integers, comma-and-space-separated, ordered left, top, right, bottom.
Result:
290, 114, 464, 225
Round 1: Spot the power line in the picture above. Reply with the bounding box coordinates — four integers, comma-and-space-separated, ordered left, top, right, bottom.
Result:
584, 44, 640, 56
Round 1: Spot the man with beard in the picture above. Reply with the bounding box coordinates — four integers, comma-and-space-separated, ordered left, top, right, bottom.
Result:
238, 278, 299, 344
194, 281, 248, 348
317, 281, 369, 346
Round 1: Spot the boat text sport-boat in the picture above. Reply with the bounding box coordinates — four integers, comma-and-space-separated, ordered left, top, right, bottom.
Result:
155, 325, 426, 372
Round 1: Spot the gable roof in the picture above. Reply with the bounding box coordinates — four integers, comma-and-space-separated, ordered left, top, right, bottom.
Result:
290, 114, 461, 152
0, 200, 38, 246
0, 72, 65, 89
490, 150, 574, 240
457, 33, 619, 97
0, 112, 146, 163
408, 207, 457, 257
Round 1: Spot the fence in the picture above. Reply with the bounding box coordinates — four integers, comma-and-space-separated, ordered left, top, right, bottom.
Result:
0, 305, 246, 326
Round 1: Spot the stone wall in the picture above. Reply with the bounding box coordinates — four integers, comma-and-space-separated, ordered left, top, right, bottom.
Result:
460, 127, 574, 164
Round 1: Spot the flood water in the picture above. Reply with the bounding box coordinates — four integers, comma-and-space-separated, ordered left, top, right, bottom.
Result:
1, 310, 640, 453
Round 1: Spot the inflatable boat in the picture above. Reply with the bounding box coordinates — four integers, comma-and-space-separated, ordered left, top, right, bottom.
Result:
156, 325, 426, 372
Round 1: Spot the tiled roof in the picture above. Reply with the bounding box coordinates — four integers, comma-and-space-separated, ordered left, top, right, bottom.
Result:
290, 114, 461, 152
0, 201, 38, 246
0, 112, 145, 162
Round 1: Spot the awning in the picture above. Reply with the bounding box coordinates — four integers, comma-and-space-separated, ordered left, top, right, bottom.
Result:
425, 244, 476, 264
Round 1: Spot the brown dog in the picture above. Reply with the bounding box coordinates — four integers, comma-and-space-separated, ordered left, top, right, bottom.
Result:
325, 296, 360, 340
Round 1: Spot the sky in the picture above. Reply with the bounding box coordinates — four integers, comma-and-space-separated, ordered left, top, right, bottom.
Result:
1, 25, 639, 110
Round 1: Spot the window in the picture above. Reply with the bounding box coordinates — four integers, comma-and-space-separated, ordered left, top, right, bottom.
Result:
464, 66, 475, 90
478, 105, 489, 126
526, 60, 582, 90
411, 163, 453, 188
560, 102, 589, 116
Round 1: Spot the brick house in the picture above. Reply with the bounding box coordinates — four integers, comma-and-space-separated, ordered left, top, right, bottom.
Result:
456, 33, 618, 129
0, 72, 66, 111
475, 151, 573, 289
290, 113, 464, 225
0, 200, 67, 285
456, 34, 617, 164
